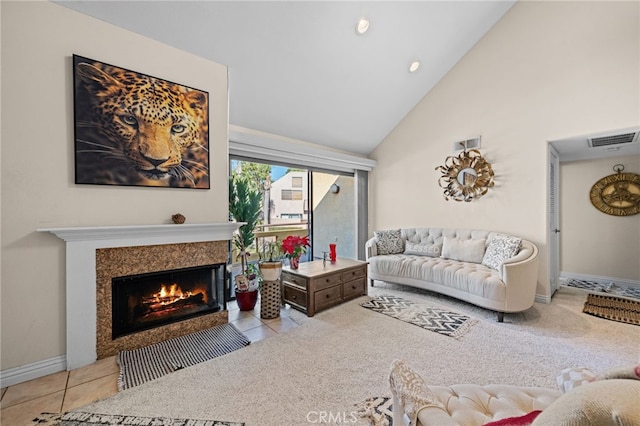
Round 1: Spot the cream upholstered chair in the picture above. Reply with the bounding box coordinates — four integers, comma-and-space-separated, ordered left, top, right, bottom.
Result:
389, 360, 640, 426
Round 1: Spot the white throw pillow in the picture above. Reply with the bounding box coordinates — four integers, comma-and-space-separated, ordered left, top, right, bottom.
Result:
441, 237, 486, 263
374, 229, 404, 255
482, 235, 522, 270
404, 241, 442, 257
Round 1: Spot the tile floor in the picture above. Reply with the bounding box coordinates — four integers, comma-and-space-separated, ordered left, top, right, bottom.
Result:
0, 300, 298, 425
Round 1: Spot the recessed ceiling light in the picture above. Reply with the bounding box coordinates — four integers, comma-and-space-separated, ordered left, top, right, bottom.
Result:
409, 61, 421, 73
356, 18, 370, 35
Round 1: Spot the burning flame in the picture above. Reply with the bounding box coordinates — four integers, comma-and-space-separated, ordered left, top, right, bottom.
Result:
153, 283, 198, 305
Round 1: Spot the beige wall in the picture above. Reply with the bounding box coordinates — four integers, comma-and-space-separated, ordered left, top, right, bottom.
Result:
1, 1, 229, 370
370, 1, 639, 297
560, 154, 640, 281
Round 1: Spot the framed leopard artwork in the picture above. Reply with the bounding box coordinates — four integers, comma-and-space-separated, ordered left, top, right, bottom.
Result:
73, 55, 210, 189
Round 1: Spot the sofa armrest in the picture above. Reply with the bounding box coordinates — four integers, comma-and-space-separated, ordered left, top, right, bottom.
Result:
500, 239, 539, 312
365, 237, 378, 260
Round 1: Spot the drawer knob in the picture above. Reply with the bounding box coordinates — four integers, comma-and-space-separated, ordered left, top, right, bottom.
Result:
292, 295, 297, 299
352, 285, 356, 289
326, 294, 330, 298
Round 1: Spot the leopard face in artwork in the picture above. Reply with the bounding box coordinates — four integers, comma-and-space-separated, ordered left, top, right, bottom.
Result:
74, 57, 209, 188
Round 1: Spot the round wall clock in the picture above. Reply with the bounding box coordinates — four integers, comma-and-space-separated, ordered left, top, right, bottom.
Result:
589, 165, 640, 216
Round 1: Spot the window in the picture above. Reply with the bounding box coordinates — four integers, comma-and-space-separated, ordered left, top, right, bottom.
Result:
281, 189, 303, 200
291, 177, 303, 188
281, 213, 303, 220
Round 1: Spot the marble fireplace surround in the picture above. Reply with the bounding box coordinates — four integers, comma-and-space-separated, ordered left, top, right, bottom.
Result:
39, 223, 240, 370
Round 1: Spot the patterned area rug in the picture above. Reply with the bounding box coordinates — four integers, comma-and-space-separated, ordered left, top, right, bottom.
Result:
32, 412, 244, 425
361, 295, 476, 338
117, 323, 250, 390
354, 397, 393, 426
564, 279, 640, 301
583, 293, 640, 326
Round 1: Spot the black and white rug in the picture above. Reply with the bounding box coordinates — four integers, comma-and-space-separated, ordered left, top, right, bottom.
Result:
33, 412, 244, 426
117, 323, 250, 390
355, 397, 393, 426
564, 279, 640, 301
361, 295, 476, 338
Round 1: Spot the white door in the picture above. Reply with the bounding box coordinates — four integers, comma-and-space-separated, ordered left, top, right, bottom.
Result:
548, 145, 561, 295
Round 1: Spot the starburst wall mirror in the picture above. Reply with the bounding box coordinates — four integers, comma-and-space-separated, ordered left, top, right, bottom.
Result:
435, 149, 495, 202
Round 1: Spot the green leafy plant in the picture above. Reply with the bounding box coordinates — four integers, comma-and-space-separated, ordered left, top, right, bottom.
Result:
229, 175, 262, 286
259, 240, 285, 263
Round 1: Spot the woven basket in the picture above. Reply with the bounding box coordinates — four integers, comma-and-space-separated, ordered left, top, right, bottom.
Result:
260, 279, 281, 319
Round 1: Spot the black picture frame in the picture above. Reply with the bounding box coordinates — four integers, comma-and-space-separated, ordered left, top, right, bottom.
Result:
73, 55, 210, 189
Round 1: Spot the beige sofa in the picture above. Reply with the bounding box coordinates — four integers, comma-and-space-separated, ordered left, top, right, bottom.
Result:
366, 228, 539, 322
389, 360, 640, 426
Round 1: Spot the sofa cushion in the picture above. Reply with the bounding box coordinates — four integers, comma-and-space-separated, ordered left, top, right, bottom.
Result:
482, 235, 522, 271
404, 241, 442, 257
374, 229, 404, 255
368, 255, 506, 302
442, 237, 486, 263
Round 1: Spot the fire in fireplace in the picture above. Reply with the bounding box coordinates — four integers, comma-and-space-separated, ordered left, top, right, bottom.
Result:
112, 263, 225, 339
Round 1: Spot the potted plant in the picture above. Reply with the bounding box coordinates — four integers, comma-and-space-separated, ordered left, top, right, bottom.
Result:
258, 239, 285, 281
281, 235, 310, 269
229, 175, 262, 310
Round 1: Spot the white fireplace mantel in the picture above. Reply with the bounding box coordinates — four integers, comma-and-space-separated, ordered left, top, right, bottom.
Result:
38, 222, 241, 370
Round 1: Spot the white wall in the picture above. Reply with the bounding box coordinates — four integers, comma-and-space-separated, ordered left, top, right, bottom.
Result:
560, 154, 640, 281
370, 1, 639, 297
1, 1, 228, 371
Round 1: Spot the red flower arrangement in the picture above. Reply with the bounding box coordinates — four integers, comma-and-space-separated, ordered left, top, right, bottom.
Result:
281, 235, 310, 259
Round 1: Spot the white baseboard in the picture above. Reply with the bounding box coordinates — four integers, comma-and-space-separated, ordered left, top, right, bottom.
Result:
560, 272, 640, 289
0, 355, 66, 388
535, 294, 552, 304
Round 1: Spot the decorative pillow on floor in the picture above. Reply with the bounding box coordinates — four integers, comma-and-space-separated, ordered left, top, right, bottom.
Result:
441, 237, 486, 263
556, 367, 597, 393
375, 229, 404, 255
482, 235, 522, 270
388, 359, 445, 426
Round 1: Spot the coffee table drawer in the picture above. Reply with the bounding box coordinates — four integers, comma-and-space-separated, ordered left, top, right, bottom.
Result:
283, 285, 307, 308
342, 266, 366, 282
343, 277, 366, 299
282, 272, 307, 289
314, 284, 342, 311
315, 272, 342, 291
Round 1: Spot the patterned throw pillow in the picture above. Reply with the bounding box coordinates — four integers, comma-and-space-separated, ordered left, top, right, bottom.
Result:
482, 235, 522, 270
556, 367, 597, 393
374, 229, 404, 255
404, 241, 442, 257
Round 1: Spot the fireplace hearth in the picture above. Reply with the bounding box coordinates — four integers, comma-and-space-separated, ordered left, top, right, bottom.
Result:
112, 264, 225, 339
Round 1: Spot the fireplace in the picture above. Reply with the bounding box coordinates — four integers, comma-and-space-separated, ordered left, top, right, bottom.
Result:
39, 222, 240, 369
112, 263, 225, 339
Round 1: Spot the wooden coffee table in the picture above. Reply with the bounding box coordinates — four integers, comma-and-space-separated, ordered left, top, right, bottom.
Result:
281, 258, 368, 317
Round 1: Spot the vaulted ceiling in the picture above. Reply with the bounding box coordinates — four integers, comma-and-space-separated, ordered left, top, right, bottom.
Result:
56, 1, 515, 155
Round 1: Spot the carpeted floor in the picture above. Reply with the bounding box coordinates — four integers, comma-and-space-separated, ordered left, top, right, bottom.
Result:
71, 284, 640, 426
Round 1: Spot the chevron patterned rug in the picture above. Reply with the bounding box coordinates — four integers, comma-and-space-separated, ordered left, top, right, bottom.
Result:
361, 295, 477, 338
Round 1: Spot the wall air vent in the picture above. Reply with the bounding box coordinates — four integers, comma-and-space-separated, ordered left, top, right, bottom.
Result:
452, 136, 481, 152
588, 132, 638, 148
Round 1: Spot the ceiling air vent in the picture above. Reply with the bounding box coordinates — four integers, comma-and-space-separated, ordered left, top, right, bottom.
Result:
588, 132, 639, 148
